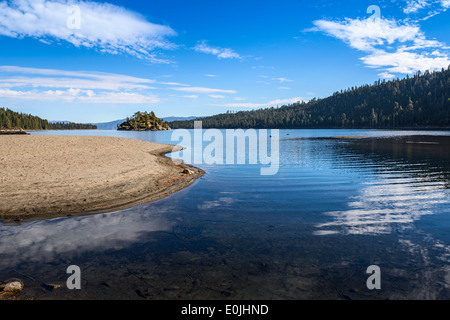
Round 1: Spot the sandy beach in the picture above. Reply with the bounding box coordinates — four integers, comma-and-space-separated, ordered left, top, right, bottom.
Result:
0, 135, 204, 222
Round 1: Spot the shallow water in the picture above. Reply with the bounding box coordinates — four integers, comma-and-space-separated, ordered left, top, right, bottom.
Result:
1, 129, 450, 300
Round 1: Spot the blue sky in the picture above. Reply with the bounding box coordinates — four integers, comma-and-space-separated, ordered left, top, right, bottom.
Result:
0, 0, 449, 123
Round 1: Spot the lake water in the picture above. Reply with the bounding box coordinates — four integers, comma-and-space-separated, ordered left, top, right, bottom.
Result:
1, 129, 450, 300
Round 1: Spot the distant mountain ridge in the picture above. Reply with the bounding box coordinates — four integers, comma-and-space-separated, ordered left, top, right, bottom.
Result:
162, 116, 199, 122
92, 118, 127, 130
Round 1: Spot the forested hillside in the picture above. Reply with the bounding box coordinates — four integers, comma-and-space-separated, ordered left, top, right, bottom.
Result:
0, 108, 97, 130
170, 67, 450, 129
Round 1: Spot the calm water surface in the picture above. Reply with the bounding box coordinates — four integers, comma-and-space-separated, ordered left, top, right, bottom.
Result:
1, 129, 450, 299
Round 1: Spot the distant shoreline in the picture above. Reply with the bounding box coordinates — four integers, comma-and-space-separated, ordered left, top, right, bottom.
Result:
0, 130, 29, 135
166, 125, 450, 131
22, 126, 450, 132
23, 128, 98, 132
0, 135, 204, 223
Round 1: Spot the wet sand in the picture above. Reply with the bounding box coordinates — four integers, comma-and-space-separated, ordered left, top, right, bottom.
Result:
0, 135, 204, 222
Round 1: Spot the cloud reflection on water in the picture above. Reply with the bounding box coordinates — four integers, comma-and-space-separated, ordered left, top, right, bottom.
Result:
315, 176, 448, 235
0, 204, 175, 269
314, 135, 450, 236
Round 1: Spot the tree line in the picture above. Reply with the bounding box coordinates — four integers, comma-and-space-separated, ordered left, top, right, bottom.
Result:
169, 66, 450, 129
0, 108, 97, 130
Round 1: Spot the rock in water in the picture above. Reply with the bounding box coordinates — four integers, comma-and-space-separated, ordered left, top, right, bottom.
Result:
2, 280, 24, 293
183, 169, 194, 175
45, 283, 63, 290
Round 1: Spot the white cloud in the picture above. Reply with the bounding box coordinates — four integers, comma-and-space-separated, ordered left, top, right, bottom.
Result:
403, 0, 450, 14
272, 77, 293, 83
312, 18, 433, 51
378, 72, 396, 79
312, 17, 450, 75
79, 91, 160, 104
173, 86, 236, 94
0, 88, 160, 103
205, 74, 217, 77
362, 50, 450, 74
404, 0, 430, 14
160, 81, 190, 87
0, 76, 156, 91
213, 97, 305, 109
0, 66, 162, 103
403, 0, 450, 20
0, 0, 177, 63
193, 40, 241, 59
251, 65, 275, 69
0, 66, 243, 105
0, 66, 157, 90
0, 66, 156, 83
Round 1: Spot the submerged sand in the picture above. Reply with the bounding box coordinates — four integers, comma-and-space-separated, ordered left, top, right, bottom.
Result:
0, 135, 203, 222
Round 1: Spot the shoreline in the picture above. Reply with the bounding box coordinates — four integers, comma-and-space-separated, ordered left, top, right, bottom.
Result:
0, 135, 204, 223
0, 129, 29, 135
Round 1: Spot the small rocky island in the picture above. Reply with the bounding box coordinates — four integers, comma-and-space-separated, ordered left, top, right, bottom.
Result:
117, 111, 171, 131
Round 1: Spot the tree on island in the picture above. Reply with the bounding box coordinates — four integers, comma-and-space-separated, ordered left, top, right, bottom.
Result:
117, 111, 171, 131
